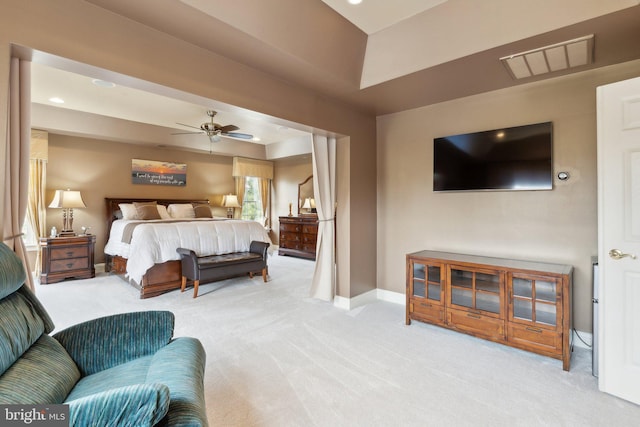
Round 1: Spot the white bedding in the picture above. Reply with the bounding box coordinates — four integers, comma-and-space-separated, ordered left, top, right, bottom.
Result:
104, 218, 272, 283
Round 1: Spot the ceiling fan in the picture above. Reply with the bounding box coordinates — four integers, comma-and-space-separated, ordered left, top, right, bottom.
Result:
173, 110, 254, 142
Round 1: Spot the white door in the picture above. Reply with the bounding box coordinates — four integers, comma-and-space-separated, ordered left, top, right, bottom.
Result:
597, 75, 640, 404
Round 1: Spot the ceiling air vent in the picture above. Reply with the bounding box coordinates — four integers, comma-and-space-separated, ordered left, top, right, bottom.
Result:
500, 34, 594, 80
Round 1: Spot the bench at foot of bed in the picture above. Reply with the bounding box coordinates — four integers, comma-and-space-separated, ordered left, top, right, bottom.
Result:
177, 241, 270, 298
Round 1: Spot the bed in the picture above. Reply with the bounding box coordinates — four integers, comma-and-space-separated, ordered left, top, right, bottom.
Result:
104, 197, 272, 298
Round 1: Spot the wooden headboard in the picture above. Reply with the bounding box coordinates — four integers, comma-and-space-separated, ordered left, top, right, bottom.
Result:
105, 197, 209, 241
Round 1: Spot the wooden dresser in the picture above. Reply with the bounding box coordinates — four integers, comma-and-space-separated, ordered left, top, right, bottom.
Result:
406, 250, 573, 370
40, 235, 96, 284
278, 216, 318, 260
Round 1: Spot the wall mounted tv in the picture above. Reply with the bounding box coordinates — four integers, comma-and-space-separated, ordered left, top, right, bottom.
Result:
433, 122, 553, 192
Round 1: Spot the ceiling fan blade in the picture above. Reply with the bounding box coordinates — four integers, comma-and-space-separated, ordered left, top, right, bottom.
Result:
222, 132, 254, 140
218, 124, 240, 133
171, 131, 204, 135
176, 122, 202, 130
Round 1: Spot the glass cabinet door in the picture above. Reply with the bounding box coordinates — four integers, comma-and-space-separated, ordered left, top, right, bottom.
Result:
449, 267, 502, 316
411, 261, 442, 303
510, 273, 559, 327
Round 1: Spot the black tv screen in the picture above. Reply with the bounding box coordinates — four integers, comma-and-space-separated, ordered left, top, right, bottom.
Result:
433, 122, 553, 192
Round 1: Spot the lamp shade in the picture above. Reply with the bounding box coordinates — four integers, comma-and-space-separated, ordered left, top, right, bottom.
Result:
302, 198, 316, 209
222, 194, 241, 208
48, 190, 86, 209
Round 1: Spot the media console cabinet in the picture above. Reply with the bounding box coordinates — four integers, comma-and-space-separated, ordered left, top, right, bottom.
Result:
406, 250, 573, 370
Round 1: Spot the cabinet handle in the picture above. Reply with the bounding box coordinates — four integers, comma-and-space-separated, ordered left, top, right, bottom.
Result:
66, 263, 74, 268
66, 251, 74, 257
526, 327, 542, 333
466, 313, 481, 319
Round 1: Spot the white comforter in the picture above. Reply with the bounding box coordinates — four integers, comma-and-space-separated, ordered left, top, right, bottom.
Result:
104, 218, 272, 283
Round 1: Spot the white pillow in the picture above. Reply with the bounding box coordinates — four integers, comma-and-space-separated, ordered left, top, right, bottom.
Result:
119, 203, 138, 220
168, 203, 195, 218
157, 204, 172, 219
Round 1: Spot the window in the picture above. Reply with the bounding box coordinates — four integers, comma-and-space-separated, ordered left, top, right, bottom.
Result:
241, 176, 264, 223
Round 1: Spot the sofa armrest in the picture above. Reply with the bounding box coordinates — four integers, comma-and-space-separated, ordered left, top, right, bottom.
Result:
250, 241, 269, 261
67, 383, 170, 427
53, 311, 174, 376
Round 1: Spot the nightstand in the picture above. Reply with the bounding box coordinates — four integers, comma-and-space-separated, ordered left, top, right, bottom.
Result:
39, 235, 96, 284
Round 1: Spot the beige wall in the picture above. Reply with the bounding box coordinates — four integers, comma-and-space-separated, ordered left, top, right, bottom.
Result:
0, 0, 377, 299
377, 60, 640, 333
47, 134, 234, 263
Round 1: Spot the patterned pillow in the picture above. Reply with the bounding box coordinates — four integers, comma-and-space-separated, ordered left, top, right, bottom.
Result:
133, 202, 161, 220
194, 204, 212, 218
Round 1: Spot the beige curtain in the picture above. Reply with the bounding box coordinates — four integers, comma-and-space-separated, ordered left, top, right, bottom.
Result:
26, 158, 47, 277
234, 176, 246, 218
258, 178, 270, 227
309, 135, 336, 301
2, 57, 33, 290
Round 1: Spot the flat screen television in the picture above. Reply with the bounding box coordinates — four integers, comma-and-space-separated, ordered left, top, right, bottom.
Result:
433, 122, 553, 192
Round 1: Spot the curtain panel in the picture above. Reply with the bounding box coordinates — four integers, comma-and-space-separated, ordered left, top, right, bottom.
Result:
3, 57, 33, 290
309, 135, 336, 301
258, 178, 270, 228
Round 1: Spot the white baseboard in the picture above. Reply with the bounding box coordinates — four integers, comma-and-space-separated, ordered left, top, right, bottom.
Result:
337, 289, 594, 351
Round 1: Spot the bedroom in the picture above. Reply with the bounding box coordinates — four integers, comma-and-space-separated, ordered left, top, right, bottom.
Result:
3, 0, 640, 414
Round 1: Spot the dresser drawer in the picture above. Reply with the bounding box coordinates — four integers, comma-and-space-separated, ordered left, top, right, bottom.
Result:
280, 232, 301, 242
410, 298, 445, 324
447, 308, 505, 340
280, 223, 301, 232
508, 323, 562, 353
302, 225, 317, 234
50, 257, 89, 273
281, 241, 302, 250
51, 246, 88, 260
302, 243, 316, 253
302, 234, 316, 244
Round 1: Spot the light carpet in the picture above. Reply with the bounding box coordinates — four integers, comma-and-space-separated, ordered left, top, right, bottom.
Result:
35, 254, 640, 426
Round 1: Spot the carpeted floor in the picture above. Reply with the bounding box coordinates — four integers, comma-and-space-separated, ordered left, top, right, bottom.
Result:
36, 254, 640, 426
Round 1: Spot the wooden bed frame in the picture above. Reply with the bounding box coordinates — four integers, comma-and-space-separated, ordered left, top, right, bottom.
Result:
104, 197, 209, 299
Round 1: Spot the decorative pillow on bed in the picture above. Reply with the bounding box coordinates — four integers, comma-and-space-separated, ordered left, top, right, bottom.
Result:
134, 201, 161, 220
194, 204, 213, 218
119, 203, 139, 220
157, 204, 172, 219
167, 204, 195, 218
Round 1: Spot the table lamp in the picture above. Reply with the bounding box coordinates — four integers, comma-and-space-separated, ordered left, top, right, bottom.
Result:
222, 194, 241, 219
49, 189, 86, 236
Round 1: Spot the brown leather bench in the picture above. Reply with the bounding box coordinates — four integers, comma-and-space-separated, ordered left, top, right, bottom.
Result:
177, 241, 269, 298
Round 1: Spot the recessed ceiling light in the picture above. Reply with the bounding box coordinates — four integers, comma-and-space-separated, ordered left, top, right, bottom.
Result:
49, 97, 64, 104
348, 0, 363, 4
91, 79, 115, 88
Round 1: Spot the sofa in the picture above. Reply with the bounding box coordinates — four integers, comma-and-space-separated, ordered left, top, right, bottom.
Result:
0, 242, 208, 426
